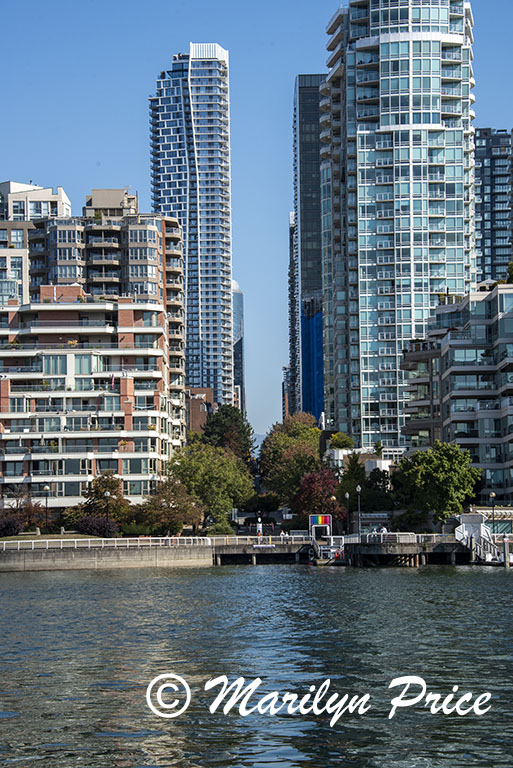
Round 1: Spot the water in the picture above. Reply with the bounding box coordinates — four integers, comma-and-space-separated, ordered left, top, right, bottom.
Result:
1, 565, 512, 767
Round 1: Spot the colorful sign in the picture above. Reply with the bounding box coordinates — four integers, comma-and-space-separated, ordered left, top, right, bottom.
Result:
309, 515, 332, 527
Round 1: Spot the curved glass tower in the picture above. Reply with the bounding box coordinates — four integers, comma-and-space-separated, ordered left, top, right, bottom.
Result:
321, 0, 476, 459
150, 43, 233, 406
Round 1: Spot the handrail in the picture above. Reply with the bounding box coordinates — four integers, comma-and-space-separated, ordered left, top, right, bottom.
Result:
0, 535, 313, 552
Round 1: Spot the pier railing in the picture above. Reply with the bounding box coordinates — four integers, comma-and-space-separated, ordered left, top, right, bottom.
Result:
0, 535, 312, 552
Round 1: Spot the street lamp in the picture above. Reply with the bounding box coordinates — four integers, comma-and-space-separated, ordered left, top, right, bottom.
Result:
356, 484, 362, 538
43, 485, 50, 531
344, 492, 350, 535
489, 491, 496, 537
104, 491, 111, 532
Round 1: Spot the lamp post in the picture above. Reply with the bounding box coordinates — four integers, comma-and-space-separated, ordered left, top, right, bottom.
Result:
356, 484, 362, 538
489, 491, 496, 537
43, 485, 50, 531
345, 491, 350, 534
330, 495, 337, 537
104, 490, 111, 532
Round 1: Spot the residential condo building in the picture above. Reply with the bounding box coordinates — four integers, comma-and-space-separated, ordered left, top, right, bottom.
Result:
0, 284, 181, 512
150, 43, 234, 406
402, 283, 513, 504
320, 0, 476, 460
0, 182, 72, 305
0, 188, 187, 511
289, 75, 325, 421
232, 279, 245, 414
474, 128, 513, 282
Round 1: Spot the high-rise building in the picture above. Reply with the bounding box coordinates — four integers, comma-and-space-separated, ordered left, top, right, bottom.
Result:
0, 284, 180, 512
321, 0, 476, 460
401, 282, 513, 505
287, 211, 299, 414
474, 128, 513, 282
0, 181, 72, 305
0, 181, 71, 222
27, 189, 187, 450
288, 75, 325, 420
232, 279, 245, 414
150, 43, 234, 406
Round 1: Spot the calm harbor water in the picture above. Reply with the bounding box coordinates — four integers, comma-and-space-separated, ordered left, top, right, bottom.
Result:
0, 564, 512, 767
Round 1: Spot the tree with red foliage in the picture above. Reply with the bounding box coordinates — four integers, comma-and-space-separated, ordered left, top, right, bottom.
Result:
291, 469, 346, 533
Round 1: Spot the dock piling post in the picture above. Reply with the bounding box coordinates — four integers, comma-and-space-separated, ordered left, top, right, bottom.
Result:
503, 537, 510, 569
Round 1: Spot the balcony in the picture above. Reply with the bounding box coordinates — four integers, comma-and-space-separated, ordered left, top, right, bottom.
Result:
88, 273, 120, 283
87, 237, 120, 247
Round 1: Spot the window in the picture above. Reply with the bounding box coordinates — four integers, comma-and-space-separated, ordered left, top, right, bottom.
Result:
75, 355, 92, 375
43, 355, 66, 375
10, 230, 24, 249
12, 201, 25, 220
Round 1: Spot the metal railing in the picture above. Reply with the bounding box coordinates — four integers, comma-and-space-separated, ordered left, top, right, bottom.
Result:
0, 535, 312, 552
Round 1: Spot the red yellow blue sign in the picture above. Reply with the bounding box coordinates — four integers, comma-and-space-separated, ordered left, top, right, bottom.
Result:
309, 515, 332, 527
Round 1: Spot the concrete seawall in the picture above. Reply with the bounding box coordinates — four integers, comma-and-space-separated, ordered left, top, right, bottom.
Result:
0, 546, 213, 572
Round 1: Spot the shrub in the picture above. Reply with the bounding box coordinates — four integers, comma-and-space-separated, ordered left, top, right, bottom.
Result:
0, 515, 23, 537
76, 516, 119, 538
120, 522, 153, 537
206, 519, 235, 536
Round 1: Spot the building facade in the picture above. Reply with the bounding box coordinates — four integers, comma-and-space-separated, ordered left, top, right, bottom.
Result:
474, 128, 513, 282
321, 0, 476, 460
150, 43, 234, 406
289, 75, 325, 420
232, 279, 245, 414
27, 190, 186, 450
0, 182, 71, 222
0, 284, 180, 512
0, 182, 72, 305
402, 283, 513, 503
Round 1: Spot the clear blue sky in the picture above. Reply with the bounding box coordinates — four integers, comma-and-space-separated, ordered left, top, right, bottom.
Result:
1, 0, 511, 435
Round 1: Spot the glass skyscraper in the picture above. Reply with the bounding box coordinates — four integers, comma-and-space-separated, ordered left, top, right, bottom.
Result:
475, 128, 513, 282
150, 43, 233, 405
290, 75, 325, 421
321, 0, 476, 459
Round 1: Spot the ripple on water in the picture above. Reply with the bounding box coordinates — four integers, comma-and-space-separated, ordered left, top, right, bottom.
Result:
0, 565, 512, 768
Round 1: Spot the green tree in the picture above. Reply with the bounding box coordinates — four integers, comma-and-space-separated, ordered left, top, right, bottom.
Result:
80, 472, 131, 522
373, 440, 384, 457
171, 443, 254, 525
507, 261, 513, 284
142, 477, 204, 535
394, 441, 481, 524
265, 443, 320, 503
259, 413, 321, 503
329, 432, 354, 450
202, 404, 254, 460
337, 453, 366, 509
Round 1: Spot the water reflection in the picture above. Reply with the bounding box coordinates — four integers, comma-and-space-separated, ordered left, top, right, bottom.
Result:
0, 565, 512, 766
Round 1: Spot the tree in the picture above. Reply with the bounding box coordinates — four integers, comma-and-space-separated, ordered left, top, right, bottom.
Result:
19, 499, 46, 531
171, 443, 254, 525
265, 443, 320, 504
291, 469, 346, 533
142, 477, 204, 535
507, 261, 513, 284
373, 440, 384, 458
337, 453, 366, 510
394, 441, 481, 524
259, 413, 321, 503
329, 432, 354, 450
80, 472, 131, 522
241, 492, 281, 516
202, 404, 254, 460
